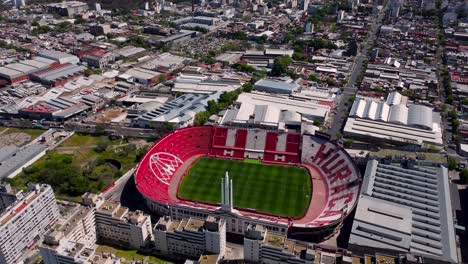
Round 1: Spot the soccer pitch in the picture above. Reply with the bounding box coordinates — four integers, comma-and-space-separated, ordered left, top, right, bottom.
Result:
177, 157, 311, 218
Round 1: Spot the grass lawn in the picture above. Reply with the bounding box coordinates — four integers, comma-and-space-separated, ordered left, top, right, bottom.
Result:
178, 157, 311, 218
96, 245, 173, 264
60, 134, 108, 147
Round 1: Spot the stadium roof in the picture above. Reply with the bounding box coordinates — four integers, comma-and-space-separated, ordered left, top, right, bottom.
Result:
350, 160, 458, 263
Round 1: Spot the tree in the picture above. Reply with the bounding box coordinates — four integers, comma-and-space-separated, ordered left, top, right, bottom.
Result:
270, 56, 292, 76
292, 52, 304, 61
207, 100, 220, 114
242, 83, 254, 93
448, 157, 457, 171
446, 94, 454, 104
158, 74, 167, 83
313, 120, 322, 126
441, 104, 447, 112
94, 140, 109, 153
460, 169, 468, 184
309, 74, 319, 82
344, 139, 354, 148
449, 110, 458, 119
84, 68, 94, 77
194, 111, 210, 126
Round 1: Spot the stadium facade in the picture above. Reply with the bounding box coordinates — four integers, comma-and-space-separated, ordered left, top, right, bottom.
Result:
134, 126, 361, 241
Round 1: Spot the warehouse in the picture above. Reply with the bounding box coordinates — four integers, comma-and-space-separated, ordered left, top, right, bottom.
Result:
254, 79, 300, 95
37, 50, 80, 64
220, 92, 329, 130
31, 64, 87, 87
0, 58, 57, 84
349, 159, 459, 263
344, 92, 443, 147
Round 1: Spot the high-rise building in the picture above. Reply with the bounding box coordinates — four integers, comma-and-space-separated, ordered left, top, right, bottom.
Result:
0, 184, 60, 264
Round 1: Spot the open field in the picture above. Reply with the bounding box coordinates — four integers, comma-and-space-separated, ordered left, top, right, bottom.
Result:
0, 127, 46, 139
178, 157, 311, 218
0, 127, 46, 147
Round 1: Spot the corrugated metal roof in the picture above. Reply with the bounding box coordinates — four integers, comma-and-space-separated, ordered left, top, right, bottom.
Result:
353, 160, 458, 263
407, 104, 433, 130
5, 63, 37, 74
0, 67, 23, 79
388, 104, 408, 125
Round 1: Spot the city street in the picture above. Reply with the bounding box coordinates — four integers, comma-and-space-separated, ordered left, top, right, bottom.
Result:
327, 2, 389, 140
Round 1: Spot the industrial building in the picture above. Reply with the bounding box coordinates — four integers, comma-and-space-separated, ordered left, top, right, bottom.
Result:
241, 49, 294, 68
38, 50, 80, 65
0, 184, 60, 264
31, 64, 87, 87
254, 78, 300, 95
119, 67, 162, 85
343, 92, 443, 147
173, 73, 242, 94
0, 58, 58, 84
132, 92, 222, 128
348, 159, 459, 263
220, 92, 330, 130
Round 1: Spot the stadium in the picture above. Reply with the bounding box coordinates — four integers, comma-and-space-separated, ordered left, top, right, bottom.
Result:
135, 126, 361, 241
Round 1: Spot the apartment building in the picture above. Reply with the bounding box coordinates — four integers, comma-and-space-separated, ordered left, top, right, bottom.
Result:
39, 193, 153, 264
154, 216, 226, 259
0, 184, 59, 264
0, 183, 23, 212
244, 224, 316, 264
95, 199, 153, 249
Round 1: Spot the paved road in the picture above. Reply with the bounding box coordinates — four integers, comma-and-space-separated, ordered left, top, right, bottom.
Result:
327, 3, 389, 140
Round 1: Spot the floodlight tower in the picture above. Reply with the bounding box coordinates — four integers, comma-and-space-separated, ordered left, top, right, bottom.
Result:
221, 172, 233, 212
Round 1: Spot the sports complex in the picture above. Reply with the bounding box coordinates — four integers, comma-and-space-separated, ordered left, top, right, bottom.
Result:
135, 126, 361, 240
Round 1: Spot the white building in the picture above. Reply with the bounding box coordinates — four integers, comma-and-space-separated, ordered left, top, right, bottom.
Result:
40, 193, 153, 264
244, 224, 316, 263
344, 92, 443, 147
154, 215, 226, 259
38, 50, 80, 65
0, 184, 60, 264
220, 92, 330, 130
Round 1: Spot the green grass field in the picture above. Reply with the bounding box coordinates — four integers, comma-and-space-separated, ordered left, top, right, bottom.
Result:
178, 157, 311, 218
